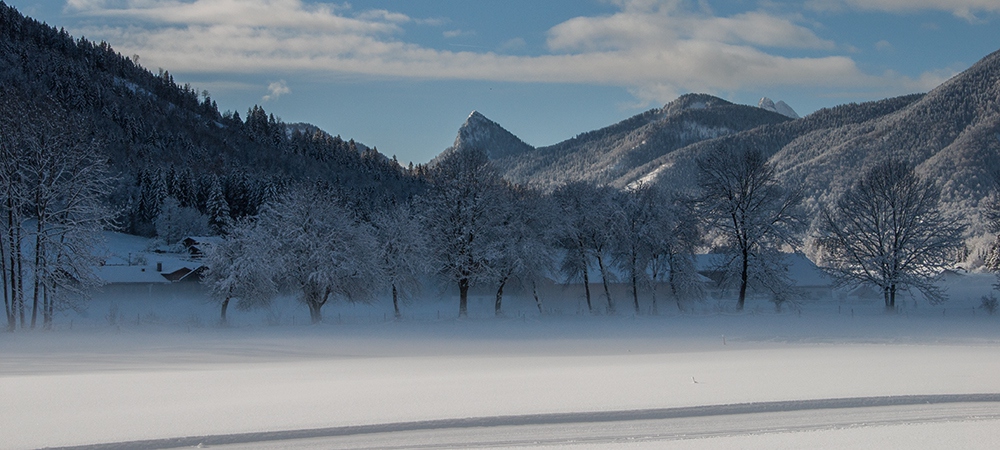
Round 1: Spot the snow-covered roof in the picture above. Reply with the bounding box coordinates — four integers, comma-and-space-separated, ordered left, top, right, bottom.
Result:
93, 231, 207, 284
694, 252, 832, 288
95, 265, 172, 284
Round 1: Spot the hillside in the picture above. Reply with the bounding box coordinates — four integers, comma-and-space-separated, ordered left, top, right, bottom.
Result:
635, 49, 1000, 240
624, 93, 924, 192
0, 2, 422, 236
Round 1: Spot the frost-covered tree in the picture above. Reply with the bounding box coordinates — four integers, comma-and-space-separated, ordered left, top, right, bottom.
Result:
981, 169, 1000, 274
697, 145, 802, 311
1, 108, 113, 329
155, 196, 210, 245
488, 185, 556, 316
372, 203, 430, 319
817, 160, 965, 310
552, 182, 617, 313
584, 185, 620, 314
1, 121, 26, 330
260, 186, 382, 323
206, 177, 231, 235
611, 183, 657, 315
420, 147, 504, 317
201, 217, 278, 324
648, 190, 702, 312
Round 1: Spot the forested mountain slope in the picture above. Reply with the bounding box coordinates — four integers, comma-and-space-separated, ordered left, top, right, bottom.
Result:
0, 2, 421, 236
624, 93, 924, 192
637, 48, 1000, 237
444, 94, 792, 188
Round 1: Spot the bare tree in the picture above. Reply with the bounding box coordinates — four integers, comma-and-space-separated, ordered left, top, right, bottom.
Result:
697, 145, 802, 311
420, 147, 504, 317
817, 160, 965, 311
647, 189, 702, 313
553, 182, 617, 314
488, 184, 556, 316
553, 182, 596, 313
372, 203, 430, 319
2, 104, 113, 330
612, 183, 656, 315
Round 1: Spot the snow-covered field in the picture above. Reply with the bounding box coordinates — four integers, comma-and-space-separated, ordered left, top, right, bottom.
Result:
4, 273, 1000, 449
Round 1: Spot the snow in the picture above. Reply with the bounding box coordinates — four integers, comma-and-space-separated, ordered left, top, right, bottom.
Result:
758, 97, 800, 119
3, 237, 1000, 449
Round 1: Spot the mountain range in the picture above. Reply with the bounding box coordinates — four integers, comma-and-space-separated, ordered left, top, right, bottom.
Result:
442, 49, 1000, 245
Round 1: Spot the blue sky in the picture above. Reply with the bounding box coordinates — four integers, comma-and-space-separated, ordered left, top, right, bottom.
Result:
13, 0, 1000, 164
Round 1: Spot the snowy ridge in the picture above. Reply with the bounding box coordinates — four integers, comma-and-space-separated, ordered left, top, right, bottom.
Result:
758, 97, 800, 119
461, 94, 791, 188
453, 111, 535, 160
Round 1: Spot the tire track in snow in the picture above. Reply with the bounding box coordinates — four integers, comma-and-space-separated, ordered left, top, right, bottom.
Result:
44, 393, 1000, 450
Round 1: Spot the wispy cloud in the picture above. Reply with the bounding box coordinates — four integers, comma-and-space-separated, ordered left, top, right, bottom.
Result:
809, 0, 1000, 21
64, 0, 950, 106
262, 80, 290, 101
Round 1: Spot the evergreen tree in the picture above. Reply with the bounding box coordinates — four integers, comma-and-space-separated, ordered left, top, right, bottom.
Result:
206, 177, 231, 235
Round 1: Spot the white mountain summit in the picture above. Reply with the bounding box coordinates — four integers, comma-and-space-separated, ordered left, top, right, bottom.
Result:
758, 97, 800, 119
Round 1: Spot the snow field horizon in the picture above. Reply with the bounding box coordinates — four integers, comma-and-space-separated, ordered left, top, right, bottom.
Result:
3, 272, 1000, 449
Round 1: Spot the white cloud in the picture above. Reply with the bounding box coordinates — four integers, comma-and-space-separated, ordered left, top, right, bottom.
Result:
547, 6, 835, 52
64, 0, 944, 107
875, 40, 893, 51
262, 80, 290, 101
443, 29, 473, 38
809, 0, 1000, 20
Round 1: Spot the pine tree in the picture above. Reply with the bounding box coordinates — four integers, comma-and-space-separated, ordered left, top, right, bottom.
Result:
206, 177, 230, 235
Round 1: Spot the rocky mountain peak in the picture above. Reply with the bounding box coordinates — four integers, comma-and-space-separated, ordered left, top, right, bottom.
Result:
758, 97, 800, 119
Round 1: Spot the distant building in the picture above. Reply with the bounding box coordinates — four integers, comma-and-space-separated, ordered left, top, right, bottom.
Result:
180, 236, 224, 259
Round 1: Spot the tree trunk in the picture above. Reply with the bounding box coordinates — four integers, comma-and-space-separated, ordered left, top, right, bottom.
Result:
30, 219, 43, 329
2, 245, 9, 331
532, 279, 543, 314
495, 277, 507, 317
304, 285, 327, 324
668, 254, 682, 312
5, 194, 16, 330
650, 282, 659, 316
42, 283, 51, 330
885, 284, 897, 313
596, 253, 614, 314
737, 247, 749, 311
13, 221, 24, 329
631, 266, 640, 315
458, 277, 469, 317
220, 296, 230, 324
392, 284, 401, 319
580, 246, 592, 313
307, 301, 323, 324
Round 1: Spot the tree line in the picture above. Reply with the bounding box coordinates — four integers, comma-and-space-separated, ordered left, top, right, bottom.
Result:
201, 144, 972, 325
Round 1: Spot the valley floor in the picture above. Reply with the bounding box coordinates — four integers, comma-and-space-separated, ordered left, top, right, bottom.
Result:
3, 274, 1000, 449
